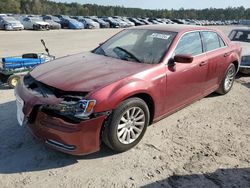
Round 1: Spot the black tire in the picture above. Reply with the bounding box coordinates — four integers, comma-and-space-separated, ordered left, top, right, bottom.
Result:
7, 75, 20, 89
216, 63, 236, 95
102, 97, 150, 152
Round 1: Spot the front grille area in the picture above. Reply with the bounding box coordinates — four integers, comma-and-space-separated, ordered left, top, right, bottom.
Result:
23, 74, 88, 98
23, 74, 89, 124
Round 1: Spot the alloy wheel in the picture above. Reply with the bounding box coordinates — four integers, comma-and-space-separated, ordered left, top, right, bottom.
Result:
117, 107, 145, 144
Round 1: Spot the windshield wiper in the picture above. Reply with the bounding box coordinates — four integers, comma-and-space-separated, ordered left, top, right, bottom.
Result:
113, 46, 141, 63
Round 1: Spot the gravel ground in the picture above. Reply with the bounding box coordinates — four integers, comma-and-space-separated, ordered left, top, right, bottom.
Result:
0, 26, 249, 188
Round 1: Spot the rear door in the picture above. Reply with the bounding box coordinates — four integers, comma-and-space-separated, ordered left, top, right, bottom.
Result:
164, 31, 208, 114
201, 31, 230, 93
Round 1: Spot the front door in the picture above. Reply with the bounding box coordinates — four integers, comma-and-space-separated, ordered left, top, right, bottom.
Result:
163, 31, 208, 114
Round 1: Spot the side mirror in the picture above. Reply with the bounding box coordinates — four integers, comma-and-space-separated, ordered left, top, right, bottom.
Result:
174, 54, 193, 63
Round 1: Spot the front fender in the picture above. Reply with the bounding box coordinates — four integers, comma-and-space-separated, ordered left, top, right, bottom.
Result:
90, 78, 156, 113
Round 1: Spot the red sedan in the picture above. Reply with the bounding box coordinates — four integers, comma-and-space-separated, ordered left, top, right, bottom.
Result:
15, 25, 241, 155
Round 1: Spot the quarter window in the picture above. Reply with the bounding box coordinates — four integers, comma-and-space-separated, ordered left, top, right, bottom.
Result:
218, 35, 226, 47
202, 31, 221, 51
174, 32, 203, 56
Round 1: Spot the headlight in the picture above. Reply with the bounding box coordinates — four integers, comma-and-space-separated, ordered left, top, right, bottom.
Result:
43, 99, 96, 120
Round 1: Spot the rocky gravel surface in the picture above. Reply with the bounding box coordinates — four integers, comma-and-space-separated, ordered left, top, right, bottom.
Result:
0, 26, 249, 188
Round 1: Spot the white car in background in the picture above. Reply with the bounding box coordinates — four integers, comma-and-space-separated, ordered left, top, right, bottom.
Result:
229, 28, 250, 74
21, 17, 50, 30
0, 16, 24, 30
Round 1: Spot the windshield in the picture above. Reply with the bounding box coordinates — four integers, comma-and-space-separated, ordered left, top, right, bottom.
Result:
52, 16, 60, 22
30, 17, 42, 22
85, 18, 93, 22
229, 30, 250, 43
93, 29, 176, 64
3, 17, 16, 22
69, 19, 79, 23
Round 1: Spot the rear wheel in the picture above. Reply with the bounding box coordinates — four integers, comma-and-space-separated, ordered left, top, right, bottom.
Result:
7, 75, 20, 88
216, 63, 236, 95
102, 98, 150, 152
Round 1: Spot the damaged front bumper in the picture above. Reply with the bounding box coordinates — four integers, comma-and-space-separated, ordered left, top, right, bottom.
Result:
15, 76, 109, 155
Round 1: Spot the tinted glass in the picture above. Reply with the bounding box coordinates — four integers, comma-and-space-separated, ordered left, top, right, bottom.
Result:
229, 30, 250, 43
3, 17, 16, 22
94, 29, 177, 64
174, 32, 203, 56
202, 31, 221, 51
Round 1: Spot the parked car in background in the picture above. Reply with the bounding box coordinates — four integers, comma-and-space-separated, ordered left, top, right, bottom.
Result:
15, 25, 241, 155
171, 19, 186, 24
56, 15, 84, 29
42, 15, 61, 23
0, 16, 24, 30
229, 28, 250, 74
21, 17, 49, 30
148, 18, 163, 25
127, 17, 145, 26
0, 14, 7, 18
101, 17, 120, 28
76, 17, 100, 29
137, 18, 152, 25
120, 17, 135, 27
42, 15, 61, 29
91, 17, 110, 28
113, 18, 129, 28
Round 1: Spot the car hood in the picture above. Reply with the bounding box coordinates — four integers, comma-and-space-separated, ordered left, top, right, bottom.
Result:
239, 42, 250, 56
30, 52, 152, 92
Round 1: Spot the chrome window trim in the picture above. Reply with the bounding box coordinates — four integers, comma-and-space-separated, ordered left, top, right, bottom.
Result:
163, 29, 229, 65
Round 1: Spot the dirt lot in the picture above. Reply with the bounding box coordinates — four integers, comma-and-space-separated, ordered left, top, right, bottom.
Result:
0, 26, 249, 188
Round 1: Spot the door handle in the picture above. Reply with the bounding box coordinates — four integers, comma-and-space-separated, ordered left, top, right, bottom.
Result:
224, 52, 230, 57
199, 61, 208, 66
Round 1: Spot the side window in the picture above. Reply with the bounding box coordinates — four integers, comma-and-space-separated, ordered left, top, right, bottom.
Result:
235, 31, 243, 39
202, 31, 221, 51
218, 35, 226, 47
228, 31, 236, 40
174, 32, 203, 56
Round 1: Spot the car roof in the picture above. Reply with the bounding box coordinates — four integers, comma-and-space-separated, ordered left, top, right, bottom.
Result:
231, 27, 250, 31
129, 24, 213, 33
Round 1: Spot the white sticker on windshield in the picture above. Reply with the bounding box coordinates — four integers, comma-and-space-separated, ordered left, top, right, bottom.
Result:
150, 33, 170, 40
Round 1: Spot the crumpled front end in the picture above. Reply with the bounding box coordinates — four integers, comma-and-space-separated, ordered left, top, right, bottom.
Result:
15, 74, 108, 155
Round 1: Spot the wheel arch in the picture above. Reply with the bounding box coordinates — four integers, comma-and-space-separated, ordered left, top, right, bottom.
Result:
232, 60, 239, 73
127, 93, 155, 125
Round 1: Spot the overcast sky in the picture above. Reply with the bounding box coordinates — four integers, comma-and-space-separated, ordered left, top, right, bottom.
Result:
53, 0, 250, 9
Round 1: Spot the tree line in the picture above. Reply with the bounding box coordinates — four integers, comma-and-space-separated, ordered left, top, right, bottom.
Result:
1, 0, 250, 20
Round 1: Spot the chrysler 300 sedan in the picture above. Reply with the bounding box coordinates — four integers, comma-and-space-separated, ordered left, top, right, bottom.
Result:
15, 25, 241, 155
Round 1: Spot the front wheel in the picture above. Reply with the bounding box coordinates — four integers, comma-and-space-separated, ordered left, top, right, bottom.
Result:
7, 75, 20, 88
216, 63, 236, 95
102, 98, 150, 152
